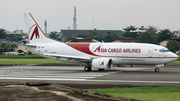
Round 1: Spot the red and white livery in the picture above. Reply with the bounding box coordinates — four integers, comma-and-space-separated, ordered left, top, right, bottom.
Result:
24, 13, 178, 72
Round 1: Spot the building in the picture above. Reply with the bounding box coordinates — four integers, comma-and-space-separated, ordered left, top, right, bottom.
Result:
13, 30, 23, 34
4, 30, 27, 39
15, 40, 29, 53
4, 30, 13, 34
112, 37, 136, 43
68, 37, 100, 43
160, 38, 180, 47
0, 39, 14, 55
0, 39, 28, 55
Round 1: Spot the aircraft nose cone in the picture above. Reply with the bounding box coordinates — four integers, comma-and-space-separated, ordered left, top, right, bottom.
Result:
172, 53, 179, 61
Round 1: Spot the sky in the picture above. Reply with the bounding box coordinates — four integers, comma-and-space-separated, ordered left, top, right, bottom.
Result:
1, 0, 180, 33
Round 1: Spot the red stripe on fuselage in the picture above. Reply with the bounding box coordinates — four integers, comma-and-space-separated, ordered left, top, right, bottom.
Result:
65, 43, 98, 56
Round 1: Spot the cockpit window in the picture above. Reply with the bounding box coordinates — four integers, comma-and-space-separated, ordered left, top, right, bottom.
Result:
159, 49, 170, 53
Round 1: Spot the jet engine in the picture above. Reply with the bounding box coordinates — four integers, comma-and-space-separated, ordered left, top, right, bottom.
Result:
92, 58, 113, 69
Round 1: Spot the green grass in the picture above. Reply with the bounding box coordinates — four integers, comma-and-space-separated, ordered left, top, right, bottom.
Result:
0, 55, 46, 59
86, 86, 180, 101
177, 55, 180, 61
0, 59, 64, 65
0, 55, 66, 65
167, 61, 180, 65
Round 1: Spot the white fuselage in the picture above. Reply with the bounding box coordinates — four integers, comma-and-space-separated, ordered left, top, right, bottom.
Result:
26, 42, 178, 65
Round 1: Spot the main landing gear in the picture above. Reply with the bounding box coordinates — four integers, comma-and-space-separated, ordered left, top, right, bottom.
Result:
84, 66, 92, 72
155, 68, 160, 73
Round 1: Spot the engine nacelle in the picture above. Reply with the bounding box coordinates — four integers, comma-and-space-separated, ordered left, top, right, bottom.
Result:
92, 58, 113, 69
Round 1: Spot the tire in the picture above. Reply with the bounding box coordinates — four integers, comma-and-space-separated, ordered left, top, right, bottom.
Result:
88, 66, 92, 71
84, 66, 92, 72
155, 68, 159, 73
84, 66, 89, 72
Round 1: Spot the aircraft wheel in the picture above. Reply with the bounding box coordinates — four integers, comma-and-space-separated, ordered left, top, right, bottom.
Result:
87, 66, 92, 71
155, 68, 159, 73
98, 69, 104, 71
84, 66, 91, 72
84, 66, 89, 72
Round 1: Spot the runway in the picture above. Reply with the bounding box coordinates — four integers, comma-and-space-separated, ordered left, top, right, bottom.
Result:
0, 65, 180, 87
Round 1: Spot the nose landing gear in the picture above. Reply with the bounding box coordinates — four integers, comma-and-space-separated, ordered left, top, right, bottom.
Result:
155, 68, 159, 73
154, 64, 164, 73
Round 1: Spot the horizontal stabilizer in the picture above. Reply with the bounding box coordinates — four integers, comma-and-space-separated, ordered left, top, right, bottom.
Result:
2, 41, 36, 48
25, 44, 36, 47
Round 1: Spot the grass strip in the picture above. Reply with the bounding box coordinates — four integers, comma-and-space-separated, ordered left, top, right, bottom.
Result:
0, 55, 46, 59
106, 92, 180, 101
86, 86, 180, 101
167, 61, 180, 65
0, 59, 64, 65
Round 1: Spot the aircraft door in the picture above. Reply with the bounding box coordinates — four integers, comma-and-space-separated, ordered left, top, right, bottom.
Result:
158, 49, 163, 62
148, 47, 153, 57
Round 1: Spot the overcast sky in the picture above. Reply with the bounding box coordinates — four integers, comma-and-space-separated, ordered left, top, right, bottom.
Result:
1, 0, 180, 32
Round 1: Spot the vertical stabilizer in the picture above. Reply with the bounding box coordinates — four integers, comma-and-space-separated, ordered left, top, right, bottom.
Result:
24, 13, 55, 44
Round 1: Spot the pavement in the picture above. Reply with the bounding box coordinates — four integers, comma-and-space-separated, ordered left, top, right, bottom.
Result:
0, 65, 179, 101
0, 65, 180, 88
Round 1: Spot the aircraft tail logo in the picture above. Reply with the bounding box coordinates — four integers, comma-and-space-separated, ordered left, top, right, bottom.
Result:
24, 13, 56, 44
30, 26, 40, 40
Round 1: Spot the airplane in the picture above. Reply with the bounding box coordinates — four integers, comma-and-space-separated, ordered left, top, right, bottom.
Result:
24, 13, 179, 72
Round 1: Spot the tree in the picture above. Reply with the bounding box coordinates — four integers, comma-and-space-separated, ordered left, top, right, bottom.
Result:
6, 34, 22, 42
75, 29, 121, 42
0, 28, 6, 39
49, 31, 61, 41
65, 36, 75, 42
1, 43, 6, 49
145, 26, 158, 34
102, 31, 120, 42
122, 26, 139, 39
166, 41, 180, 53
10, 44, 18, 51
138, 26, 145, 31
157, 29, 176, 43
136, 26, 159, 44
1, 43, 9, 52
76, 29, 103, 41
136, 32, 158, 44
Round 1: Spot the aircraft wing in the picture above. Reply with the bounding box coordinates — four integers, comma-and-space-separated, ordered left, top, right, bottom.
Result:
43, 53, 92, 62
